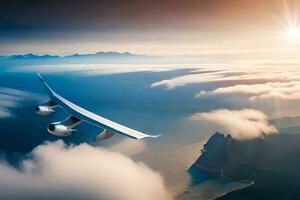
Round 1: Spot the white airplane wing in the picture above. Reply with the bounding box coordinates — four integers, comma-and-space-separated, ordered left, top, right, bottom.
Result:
36, 73, 160, 140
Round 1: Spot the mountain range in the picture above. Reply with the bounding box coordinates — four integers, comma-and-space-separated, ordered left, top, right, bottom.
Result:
0, 52, 162, 65
0, 52, 147, 60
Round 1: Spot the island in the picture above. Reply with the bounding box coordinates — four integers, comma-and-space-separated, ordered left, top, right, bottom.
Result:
190, 132, 300, 200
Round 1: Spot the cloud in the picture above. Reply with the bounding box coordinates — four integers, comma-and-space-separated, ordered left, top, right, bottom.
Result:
0, 87, 43, 118
0, 141, 172, 200
196, 81, 300, 101
150, 68, 249, 89
150, 72, 227, 89
150, 68, 250, 89
106, 138, 146, 156
190, 109, 277, 140
151, 65, 300, 89
13, 64, 197, 75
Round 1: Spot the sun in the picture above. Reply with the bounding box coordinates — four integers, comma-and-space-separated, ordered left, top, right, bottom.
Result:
285, 26, 300, 41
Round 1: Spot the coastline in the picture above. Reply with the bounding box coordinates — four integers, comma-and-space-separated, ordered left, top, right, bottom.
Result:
179, 166, 254, 200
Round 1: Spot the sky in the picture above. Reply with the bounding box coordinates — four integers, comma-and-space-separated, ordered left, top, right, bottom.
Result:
1, 0, 300, 56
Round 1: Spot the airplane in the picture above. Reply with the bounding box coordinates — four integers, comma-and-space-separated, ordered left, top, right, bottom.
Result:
35, 73, 160, 141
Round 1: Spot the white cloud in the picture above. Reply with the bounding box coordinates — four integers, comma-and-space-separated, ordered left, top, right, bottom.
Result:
0, 87, 42, 118
190, 109, 277, 140
0, 141, 172, 200
150, 72, 227, 89
106, 138, 146, 156
13, 64, 197, 75
196, 81, 300, 101
151, 66, 300, 89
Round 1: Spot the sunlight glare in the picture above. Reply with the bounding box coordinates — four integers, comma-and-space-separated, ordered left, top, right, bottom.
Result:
285, 26, 300, 41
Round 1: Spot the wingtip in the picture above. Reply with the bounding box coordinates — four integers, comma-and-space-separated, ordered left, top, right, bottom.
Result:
148, 134, 161, 138
37, 72, 45, 82
137, 134, 161, 140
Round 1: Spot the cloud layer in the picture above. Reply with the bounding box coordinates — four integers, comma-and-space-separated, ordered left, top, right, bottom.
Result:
151, 65, 300, 89
151, 71, 227, 89
149, 65, 300, 118
190, 109, 277, 140
197, 81, 300, 101
0, 141, 172, 200
14, 64, 196, 75
0, 87, 42, 118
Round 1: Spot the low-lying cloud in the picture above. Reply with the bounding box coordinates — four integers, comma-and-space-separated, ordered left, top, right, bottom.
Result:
106, 138, 146, 156
150, 72, 227, 89
190, 109, 277, 140
0, 87, 42, 118
151, 66, 300, 89
197, 81, 300, 101
14, 64, 196, 75
0, 141, 172, 200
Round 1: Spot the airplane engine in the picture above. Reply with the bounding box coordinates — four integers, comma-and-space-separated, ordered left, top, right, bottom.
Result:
47, 116, 81, 137
47, 123, 74, 136
35, 106, 54, 116
93, 129, 115, 141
